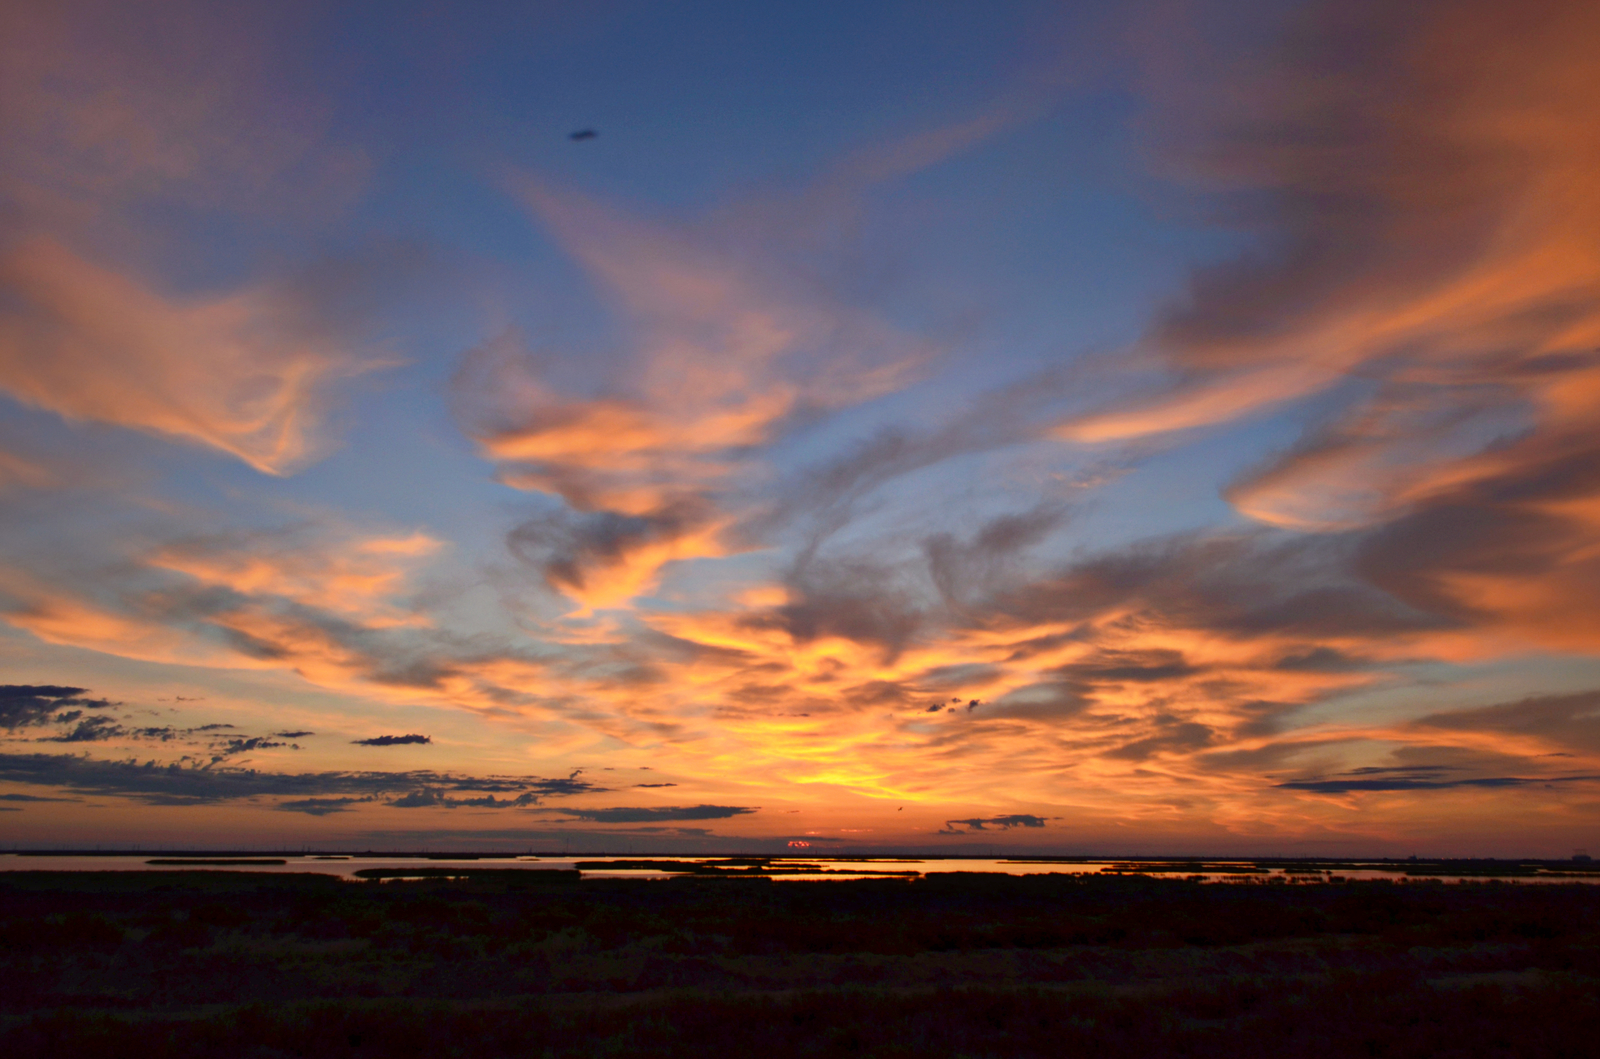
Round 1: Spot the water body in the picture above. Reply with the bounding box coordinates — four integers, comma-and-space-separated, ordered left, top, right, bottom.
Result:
4, 853, 1598, 884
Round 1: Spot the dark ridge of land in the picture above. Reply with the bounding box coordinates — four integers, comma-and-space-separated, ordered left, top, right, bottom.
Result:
2, 871, 1599, 1056
9, 851, 1600, 879
571, 859, 922, 876
146, 859, 289, 867
350, 868, 581, 883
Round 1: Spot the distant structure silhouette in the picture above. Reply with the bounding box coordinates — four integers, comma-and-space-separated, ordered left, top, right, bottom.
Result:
569, 129, 598, 141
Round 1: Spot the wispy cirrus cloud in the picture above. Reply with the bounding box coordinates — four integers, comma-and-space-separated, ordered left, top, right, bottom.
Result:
1058, 0, 1600, 663
0, 240, 374, 475
0, 525, 459, 694
0, 0, 381, 476
453, 185, 927, 611
544, 804, 759, 824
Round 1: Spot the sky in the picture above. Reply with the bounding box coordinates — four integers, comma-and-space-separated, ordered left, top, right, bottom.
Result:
3, 0, 1600, 856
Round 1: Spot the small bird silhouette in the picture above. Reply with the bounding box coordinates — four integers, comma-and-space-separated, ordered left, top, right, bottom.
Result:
569, 129, 598, 141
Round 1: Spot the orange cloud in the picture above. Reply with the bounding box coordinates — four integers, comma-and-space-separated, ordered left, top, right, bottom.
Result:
451, 94, 1086, 619
0, 2, 377, 475
0, 566, 239, 669
150, 530, 442, 628
1056, 0, 1600, 661
0, 239, 371, 474
453, 180, 929, 611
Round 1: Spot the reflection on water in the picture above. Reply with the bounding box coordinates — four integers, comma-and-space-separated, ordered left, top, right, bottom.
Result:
2, 853, 1599, 884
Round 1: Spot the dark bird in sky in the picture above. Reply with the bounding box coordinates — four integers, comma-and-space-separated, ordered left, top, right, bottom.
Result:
569, 129, 598, 141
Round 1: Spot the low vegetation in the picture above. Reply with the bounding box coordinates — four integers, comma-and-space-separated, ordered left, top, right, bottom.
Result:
1, 870, 1597, 1056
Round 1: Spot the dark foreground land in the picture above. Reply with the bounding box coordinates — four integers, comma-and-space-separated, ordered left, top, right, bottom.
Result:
2, 870, 1598, 1057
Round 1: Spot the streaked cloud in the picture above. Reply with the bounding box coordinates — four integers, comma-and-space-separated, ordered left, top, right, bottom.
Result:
1060, 0, 1600, 663
0, 751, 605, 809
0, 2, 388, 476
545, 804, 759, 824
0, 240, 373, 474
939, 814, 1048, 834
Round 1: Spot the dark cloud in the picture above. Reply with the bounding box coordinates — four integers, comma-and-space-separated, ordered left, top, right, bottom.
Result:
1105, 721, 1215, 762
1411, 691, 1600, 754
1345, 765, 1457, 776
924, 505, 1067, 609
1277, 774, 1599, 794
129, 727, 184, 741
212, 736, 290, 759
353, 827, 726, 846
982, 682, 1091, 721
550, 804, 758, 824
995, 534, 1445, 643
41, 720, 195, 743
5, 687, 313, 761
274, 730, 314, 738
0, 752, 606, 808
455, 793, 541, 808
748, 507, 1071, 664
757, 555, 927, 662
353, 734, 431, 746
911, 663, 1001, 692
275, 797, 371, 816
1353, 448, 1600, 649
386, 788, 451, 808
44, 716, 127, 742
386, 789, 541, 810
1051, 649, 1200, 685
938, 814, 1048, 834
839, 681, 917, 709
0, 684, 113, 729
508, 497, 714, 597
1276, 755, 1600, 795
35, 717, 295, 759
1273, 647, 1366, 672
747, 374, 1099, 552
0, 792, 75, 802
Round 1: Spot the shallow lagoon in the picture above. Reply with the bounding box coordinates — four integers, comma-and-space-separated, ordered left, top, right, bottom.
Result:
5, 852, 1599, 883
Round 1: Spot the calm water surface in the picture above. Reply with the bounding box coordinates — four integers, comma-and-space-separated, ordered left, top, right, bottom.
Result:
4, 853, 1597, 884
